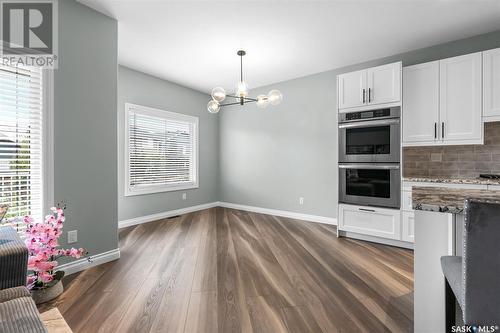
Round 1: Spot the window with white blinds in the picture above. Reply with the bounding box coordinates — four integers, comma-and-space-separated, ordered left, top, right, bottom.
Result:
125, 104, 198, 196
0, 64, 44, 225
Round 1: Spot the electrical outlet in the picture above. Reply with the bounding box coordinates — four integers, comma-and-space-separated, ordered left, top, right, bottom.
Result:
299, 197, 304, 205
182, 193, 187, 200
68, 230, 77, 244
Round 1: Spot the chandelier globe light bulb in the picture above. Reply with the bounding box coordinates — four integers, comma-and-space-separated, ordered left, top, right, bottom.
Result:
211, 87, 226, 102
207, 100, 220, 113
256, 95, 269, 108
267, 89, 283, 105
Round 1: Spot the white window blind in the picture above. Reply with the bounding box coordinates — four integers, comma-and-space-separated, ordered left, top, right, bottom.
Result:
125, 104, 198, 196
0, 63, 44, 225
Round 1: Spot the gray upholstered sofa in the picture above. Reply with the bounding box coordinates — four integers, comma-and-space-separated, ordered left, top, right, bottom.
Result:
0, 225, 47, 333
441, 199, 500, 329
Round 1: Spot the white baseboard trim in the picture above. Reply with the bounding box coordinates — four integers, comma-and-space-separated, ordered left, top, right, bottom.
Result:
56, 248, 121, 276
218, 201, 337, 225
338, 230, 413, 250
118, 202, 219, 229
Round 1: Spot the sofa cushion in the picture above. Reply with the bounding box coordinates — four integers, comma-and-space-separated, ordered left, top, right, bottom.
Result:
0, 296, 47, 333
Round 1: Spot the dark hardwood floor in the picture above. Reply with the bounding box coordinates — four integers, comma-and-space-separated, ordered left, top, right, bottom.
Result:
40, 207, 414, 333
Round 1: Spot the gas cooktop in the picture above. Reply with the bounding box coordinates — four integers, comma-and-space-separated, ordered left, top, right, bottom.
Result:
479, 174, 500, 179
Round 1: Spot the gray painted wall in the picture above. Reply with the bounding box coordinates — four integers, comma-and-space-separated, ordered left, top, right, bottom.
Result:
55, 0, 118, 256
117, 66, 219, 222
219, 30, 500, 219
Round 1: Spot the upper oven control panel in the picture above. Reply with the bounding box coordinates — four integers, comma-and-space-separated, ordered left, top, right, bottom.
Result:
339, 106, 400, 123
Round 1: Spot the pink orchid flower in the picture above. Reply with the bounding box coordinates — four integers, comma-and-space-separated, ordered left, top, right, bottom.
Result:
24, 207, 87, 290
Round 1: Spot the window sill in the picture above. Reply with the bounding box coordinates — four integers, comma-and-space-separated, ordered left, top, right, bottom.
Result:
124, 183, 199, 197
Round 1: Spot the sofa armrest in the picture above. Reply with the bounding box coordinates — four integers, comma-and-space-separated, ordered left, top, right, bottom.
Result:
0, 287, 31, 303
0, 226, 28, 290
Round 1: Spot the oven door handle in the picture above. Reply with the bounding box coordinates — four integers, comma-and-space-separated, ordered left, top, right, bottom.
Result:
338, 118, 400, 129
339, 164, 400, 170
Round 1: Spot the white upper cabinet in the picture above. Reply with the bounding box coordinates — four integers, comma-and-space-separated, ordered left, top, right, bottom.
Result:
402, 52, 483, 146
483, 48, 500, 121
337, 62, 401, 111
338, 70, 366, 110
402, 61, 440, 144
439, 52, 482, 143
367, 62, 401, 106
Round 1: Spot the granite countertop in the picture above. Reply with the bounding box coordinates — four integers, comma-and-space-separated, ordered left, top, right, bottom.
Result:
403, 176, 500, 186
412, 186, 500, 213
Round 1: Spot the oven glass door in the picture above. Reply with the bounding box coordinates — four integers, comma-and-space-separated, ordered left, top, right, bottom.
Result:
339, 118, 400, 163
339, 164, 400, 209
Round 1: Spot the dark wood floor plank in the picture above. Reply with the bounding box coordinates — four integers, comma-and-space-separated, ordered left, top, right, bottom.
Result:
255, 214, 396, 332
216, 208, 253, 333
184, 291, 218, 333
42, 207, 414, 333
246, 295, 288, 333
281, 305, 325, 333
250, 213, 367, 331
192, 208, 217, 292
227, 209, 304, 307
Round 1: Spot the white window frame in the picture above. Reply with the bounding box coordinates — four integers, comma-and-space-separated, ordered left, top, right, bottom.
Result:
42, 69, 54, 215
124, 103, 199, 196
0, 66, 53, 225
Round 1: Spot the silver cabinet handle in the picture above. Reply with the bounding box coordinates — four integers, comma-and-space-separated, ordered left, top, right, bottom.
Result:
339, 164, 400, 170
338, 118, 399, 129
359, 208, 376, 212
362, 89, 366, 104
442, 122, 445, 139
434, 123, 437, 139
368, 88, 372, 103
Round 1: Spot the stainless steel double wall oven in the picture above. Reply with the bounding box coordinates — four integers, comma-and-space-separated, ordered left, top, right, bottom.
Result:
338, 107, 401, 209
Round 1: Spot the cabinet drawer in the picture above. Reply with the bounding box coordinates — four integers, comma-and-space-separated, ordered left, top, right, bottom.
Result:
339, 204, 401, 240
402, 191, 413, 211
402, 211, 415, 243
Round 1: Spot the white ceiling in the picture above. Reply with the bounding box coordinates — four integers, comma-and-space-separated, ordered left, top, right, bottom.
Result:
78, 0, 500, 94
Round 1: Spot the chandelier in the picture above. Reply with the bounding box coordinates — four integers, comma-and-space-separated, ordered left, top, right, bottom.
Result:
207, 50, 283, 113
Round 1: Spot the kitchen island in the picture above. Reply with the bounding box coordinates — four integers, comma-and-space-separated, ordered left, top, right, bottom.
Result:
412, 184, 500, 332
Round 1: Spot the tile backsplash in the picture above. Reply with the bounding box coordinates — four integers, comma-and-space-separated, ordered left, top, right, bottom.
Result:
403, 122, 500, 178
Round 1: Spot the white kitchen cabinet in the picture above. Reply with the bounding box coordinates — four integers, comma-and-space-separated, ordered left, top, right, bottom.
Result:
402, 61, 440, 144
401, 190, 413, 212
338, 204, 401, 240
402, 52, 483, 146
338, 62, 401, 111
338, 70, 366, 109
401, 211, 415, 243
367, 62, 401, 106
440, 52, 483, 144
483, 48, 500, 122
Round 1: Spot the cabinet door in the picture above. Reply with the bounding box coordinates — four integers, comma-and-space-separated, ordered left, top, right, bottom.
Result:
367, 62, 401, 105
338, 70, 366, 110
401, 211, 415, 243
440, 53, 483, 143
402, 61, 440, 145
483, 48, 500, 120
338, 204, 401, 240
